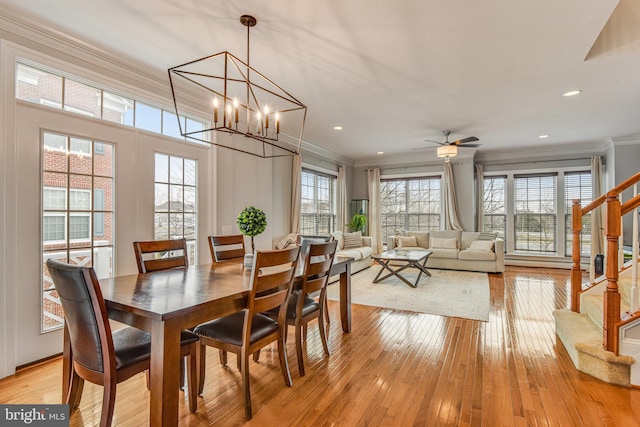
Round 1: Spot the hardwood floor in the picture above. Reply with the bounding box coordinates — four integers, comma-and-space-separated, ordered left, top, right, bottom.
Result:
3, 266, 640, 426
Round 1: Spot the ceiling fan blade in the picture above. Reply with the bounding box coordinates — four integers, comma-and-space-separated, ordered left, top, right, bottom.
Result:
451, 136, 479, 145
423, 139, 446, 146
458, 143, 481, 148
410, 146, 432, 151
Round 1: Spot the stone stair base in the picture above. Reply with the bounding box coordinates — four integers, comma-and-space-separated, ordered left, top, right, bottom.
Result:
554, 309, 634, 386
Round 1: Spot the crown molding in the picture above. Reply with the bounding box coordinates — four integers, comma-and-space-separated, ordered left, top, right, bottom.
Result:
610, 133, 640, 146
300, 139, 355, 167
0, 5, 169, 95
474, 140, 609, 164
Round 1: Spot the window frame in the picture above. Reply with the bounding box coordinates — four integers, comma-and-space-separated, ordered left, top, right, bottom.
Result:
299, 167, 338, 235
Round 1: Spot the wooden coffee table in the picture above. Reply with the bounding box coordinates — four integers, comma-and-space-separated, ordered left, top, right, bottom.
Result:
372, 249, 433, 288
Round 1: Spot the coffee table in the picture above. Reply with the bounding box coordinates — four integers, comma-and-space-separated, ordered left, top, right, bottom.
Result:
372, 249, 433, 288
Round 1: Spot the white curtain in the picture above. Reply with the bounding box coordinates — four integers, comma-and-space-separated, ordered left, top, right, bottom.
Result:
290, 154, 302, 233
591, 156, 604, 281
476, 163, 484, 232
337, 165, 349, 232
443, 162, 463, 230
367, 168, 382, 254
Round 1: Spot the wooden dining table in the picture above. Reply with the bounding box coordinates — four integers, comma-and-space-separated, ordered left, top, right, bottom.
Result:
62, 255, 353, 426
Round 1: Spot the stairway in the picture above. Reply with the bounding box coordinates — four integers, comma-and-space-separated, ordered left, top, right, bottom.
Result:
554, 266, 637, 386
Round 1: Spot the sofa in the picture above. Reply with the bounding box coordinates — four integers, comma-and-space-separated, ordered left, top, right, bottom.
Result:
291, 231, 373, 274
387, 230, 504, 274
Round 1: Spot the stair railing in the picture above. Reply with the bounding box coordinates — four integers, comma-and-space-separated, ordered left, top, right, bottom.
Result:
571, 171, 640, 354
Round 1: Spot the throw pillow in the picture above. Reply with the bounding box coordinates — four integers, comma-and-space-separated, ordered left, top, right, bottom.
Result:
408, 231, 429, 248
397, 235, 417, 248
343, 231, 363, 249
430, 237, 458, 249
469, 240, 495, 251
275, 232, 298, 250
331, 231, 345, 250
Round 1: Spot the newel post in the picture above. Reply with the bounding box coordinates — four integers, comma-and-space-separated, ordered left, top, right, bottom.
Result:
571, 199, 583, 312
604, 192, 621, 354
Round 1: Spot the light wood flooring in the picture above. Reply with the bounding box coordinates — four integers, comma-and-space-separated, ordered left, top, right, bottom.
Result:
2, 266, 640, 426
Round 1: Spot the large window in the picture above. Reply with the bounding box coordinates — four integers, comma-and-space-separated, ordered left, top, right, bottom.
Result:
154, 153, 198, 264
380, 176, 441, 242
300, 169, 337, 235
42, 132, 115, 332
483, 168, 593, 256
483, 175, 507, 244
514, 174, 557, 253
16, 62, 208, 143
565, 171, 593, 256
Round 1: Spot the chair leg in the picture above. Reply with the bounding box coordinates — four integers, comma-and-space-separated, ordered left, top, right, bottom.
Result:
253, 350, 260, 362
240, 348, 252, 420
100, 381, 117, 427
145, 370, 150, 390
66, 370, 85, 410
303, 324, 308, 341
237, 354, 241, 371
197, 344, 206, 395
218, 349, 227, 366
324, 301, 330, 324
295, 320, 305, 377
187, 343, 197, 412
277, 330, 293, 387
180, 358, 185, 390
318, 309, 330, 356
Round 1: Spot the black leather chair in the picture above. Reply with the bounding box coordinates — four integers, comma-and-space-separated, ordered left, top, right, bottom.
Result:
193, 245, 301, 419
47, 260, 199, 427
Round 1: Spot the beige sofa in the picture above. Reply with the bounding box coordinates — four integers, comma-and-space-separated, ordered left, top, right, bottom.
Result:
295, 232, 373, 274
387, 230, 504, 274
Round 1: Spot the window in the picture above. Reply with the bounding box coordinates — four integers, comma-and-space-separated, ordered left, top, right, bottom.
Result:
16, 62, 206, 143
154, 153, 198, 264
482, 175, 507, 244
514, 174, 557, 253
380, 176, 441, 242
565, 171, 592, 256
300, 169, 337, 235
42, 132, 115, 332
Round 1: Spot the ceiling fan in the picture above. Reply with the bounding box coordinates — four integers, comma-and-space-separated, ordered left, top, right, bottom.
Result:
414, 131, 480, 161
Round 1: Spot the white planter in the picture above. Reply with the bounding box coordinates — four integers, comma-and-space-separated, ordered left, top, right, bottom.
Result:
244, 253, 254, 269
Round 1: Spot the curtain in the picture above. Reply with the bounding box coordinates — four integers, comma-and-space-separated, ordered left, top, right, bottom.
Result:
590, 156, 604, 281
290, 154, 302, 233
443, 162, 463, 230
337, 165, 348, 232
476, 163, 484, 232
367, 168, 382, 254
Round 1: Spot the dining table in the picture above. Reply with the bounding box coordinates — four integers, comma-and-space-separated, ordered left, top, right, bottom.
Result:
62, 255, 353, 426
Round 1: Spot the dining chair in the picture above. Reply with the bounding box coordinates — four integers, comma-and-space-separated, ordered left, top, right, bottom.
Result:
208, 234, 246, 263
133, 238, 189, 273
132, 238, 191, 389
47, 260, 199, 427
285, 240, 338, 376
193, 245, 301, 419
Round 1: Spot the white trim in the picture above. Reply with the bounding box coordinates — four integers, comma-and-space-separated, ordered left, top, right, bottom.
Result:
301, 162, 338, 177
381, 171, 444, 180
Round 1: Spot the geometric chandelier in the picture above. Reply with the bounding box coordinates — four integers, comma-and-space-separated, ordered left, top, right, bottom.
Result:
168, 15, 307, 158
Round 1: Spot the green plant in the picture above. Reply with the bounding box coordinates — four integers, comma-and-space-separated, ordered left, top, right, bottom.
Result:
237, 206, 267, 252
347, 213, 367, 232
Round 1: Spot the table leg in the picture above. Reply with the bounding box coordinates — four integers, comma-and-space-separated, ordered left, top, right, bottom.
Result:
339, 262, 352, 333
62, 324, 83, 409
149, 320, 181, 426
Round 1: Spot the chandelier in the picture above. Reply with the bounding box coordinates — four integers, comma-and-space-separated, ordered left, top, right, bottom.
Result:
168, 15, 307, 158
436, 145, 457, 162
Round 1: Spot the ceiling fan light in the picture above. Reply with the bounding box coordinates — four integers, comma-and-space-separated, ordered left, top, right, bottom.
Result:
437, 145, 458, 158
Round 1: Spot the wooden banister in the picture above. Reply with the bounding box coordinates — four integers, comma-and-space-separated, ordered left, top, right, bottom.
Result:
570, 170, 640, 355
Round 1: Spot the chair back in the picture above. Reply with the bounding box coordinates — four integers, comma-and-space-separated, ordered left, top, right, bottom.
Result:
208, 235, 246, 262
47, 260, 113, 374
133, 238, 189, 273
301, 240, 338, 295
247, 246, 301, 321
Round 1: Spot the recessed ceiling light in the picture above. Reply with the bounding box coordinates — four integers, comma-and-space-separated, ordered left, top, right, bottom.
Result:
562, 90, 582, 97
333, 126, 343, 131
539, 134, 549, 139
377, 151, 384, 155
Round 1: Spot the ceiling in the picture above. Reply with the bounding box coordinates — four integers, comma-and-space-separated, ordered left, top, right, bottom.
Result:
3, 0, 640, 162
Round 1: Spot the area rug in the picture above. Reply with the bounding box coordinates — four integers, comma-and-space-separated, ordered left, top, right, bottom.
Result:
327, 267, 490, 321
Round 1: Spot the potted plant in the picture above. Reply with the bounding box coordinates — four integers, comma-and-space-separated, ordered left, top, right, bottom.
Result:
237, 206, 267, 268
347, 213, 367, 233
